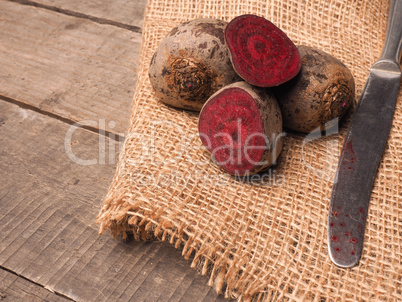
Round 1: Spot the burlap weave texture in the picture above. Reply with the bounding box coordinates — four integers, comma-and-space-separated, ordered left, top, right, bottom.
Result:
97, 0, 402, 300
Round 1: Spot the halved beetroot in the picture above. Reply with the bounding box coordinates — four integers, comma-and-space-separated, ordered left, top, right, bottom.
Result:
198, 81, 283, 175
225, 14, 301, 87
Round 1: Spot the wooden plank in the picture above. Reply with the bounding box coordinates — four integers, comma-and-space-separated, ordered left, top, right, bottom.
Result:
0, 268, 71, 301
0, 0, 142, 134
0, 100, 229, 302
15, 0, 148, 28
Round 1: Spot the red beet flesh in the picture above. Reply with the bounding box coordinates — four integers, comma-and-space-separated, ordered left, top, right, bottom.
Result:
198, 87, 271, 175
225, 14, 301, 87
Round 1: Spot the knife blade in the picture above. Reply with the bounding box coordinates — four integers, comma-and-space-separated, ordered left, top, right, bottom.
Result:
328, 0, 402, 268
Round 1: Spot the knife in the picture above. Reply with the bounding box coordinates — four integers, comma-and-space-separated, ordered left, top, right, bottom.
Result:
327, 0, 402, 268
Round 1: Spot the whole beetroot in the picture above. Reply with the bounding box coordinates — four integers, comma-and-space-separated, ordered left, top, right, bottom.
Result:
273, 45, 355, 133
198, 81, 283, 176
149, 18, 240, 111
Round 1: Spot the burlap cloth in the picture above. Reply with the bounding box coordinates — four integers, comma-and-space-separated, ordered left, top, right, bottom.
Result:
97, 0, 402, 300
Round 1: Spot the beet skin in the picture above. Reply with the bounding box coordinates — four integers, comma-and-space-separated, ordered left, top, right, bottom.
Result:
149, 18, 239, 111
273, 45, 355, 133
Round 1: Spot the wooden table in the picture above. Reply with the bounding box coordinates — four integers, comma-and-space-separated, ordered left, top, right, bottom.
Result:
0, 1, 228, 301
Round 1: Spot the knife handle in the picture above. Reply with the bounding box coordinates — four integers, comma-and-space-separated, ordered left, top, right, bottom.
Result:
380, 0, 402, 64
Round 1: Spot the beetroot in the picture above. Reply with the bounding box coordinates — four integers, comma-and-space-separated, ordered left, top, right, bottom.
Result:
273, 45, 355, 133
224, 14, 301, 87
198, 81, 283, 176
149, 18, 239, 111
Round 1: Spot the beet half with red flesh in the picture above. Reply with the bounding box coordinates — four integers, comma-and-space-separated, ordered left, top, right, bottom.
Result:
225, 14, 301, 87
198, 81, 283, 175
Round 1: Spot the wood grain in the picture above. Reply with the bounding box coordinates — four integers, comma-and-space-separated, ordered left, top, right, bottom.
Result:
23, 0, 147, 28
0, 0, 141, 134
0, 1, 232, 300
0, 100, 229, 302
0, 268, 71, 301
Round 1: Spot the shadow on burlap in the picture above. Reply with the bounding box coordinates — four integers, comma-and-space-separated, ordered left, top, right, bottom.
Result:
97, 0, 402, 300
